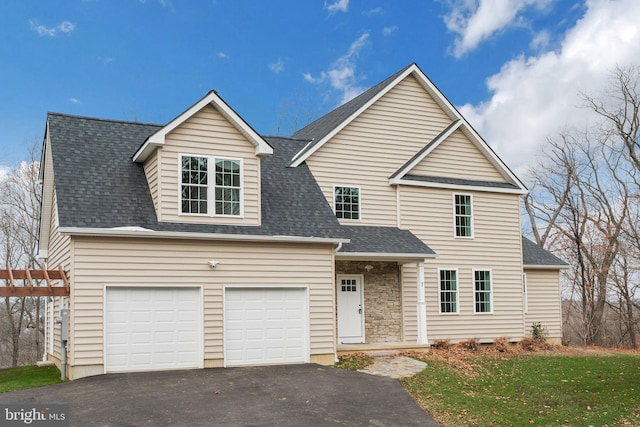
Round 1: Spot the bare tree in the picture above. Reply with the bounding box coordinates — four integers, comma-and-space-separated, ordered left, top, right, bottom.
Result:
525, 66, 640, 347
0, 144, 43, 367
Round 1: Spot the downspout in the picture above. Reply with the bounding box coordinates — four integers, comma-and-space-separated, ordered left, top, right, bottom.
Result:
333, 242, 342, 362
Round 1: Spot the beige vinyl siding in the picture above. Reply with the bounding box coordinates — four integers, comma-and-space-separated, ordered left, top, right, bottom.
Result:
305, 75, 454, 226
46, 187, 72, 361
400, 186, 525, 342
143, 150, 160, 216
158, 104, 260, 225
408, 129, 507, 182
69, 236, 335, 369
524, 269, 562, 339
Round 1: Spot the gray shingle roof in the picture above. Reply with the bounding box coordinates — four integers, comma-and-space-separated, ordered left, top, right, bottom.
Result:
46, 113, 345, 239
338, 226, 435, 256
522, 236, 568, 267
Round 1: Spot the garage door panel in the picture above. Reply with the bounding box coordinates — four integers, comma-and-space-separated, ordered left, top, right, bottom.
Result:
105, 287, 201, 373
224, 288, 308, 366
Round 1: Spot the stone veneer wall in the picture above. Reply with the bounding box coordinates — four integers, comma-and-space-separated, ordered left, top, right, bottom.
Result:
336, 261, 402, 343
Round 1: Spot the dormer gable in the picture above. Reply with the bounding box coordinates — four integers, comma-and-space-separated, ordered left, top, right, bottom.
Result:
134, 91, 273, 226
133, 90, 272, 162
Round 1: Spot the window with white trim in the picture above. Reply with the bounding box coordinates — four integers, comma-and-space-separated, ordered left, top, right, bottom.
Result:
474, 270, 492, 313
334, 186, 360, 220
439, 269, 458, 314
180, 155, 242, 216
454, 194, 473, 237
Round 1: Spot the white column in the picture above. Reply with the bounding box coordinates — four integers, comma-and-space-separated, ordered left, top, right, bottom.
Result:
416, 260, 428, 344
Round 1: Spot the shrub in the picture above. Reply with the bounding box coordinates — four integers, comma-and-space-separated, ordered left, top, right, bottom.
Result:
431, 339, 452, 349
531, 322, 547, 341
458, 338, 480, 351
494, 336, 512, 353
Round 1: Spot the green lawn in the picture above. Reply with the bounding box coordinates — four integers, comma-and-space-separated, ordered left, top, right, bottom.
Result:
0, 365, 63, 393
402, 353, 640, 426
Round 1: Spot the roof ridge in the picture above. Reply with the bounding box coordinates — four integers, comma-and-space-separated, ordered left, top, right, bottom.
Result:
47, 112, 162, 127
262, 135, 312, 142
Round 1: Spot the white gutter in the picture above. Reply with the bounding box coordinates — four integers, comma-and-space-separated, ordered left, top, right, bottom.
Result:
335, 252, 437, 260
59, 227, 350, 245
523, 264, 570, 270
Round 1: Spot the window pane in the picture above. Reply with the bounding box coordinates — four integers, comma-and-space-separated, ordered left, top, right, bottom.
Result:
439, 270, 457, 313
335, 186, 360, 220
455, 194, 472, 237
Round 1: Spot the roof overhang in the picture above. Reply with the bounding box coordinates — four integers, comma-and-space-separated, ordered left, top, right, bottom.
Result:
524, 264, 570, 270
390, 177, 528, 194
335, 251, 437, 263
59, 227, 349, 245
132, 90, 273, 163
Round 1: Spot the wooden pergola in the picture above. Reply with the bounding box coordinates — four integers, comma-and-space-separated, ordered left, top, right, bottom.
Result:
0, 265, 70, 297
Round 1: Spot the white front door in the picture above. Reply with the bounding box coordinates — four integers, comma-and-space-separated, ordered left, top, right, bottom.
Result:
336, 275, 364, 344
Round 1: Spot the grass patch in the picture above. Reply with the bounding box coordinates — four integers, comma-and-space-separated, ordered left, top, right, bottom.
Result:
334, 353, 374, 371
0, 365, 63, 393
402, 353, 640, 426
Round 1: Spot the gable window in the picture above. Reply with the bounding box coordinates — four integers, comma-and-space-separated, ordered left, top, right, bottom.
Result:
474, 270, 492, 313
439, 269, 458, 314
334, 186, 360, 220
180, 155, 242, 216
181, 156, 208, 214
215, 158, 241, 215
454, 194, 473, 237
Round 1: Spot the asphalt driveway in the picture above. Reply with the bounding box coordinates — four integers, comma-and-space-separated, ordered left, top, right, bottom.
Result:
0, 364, 438, 426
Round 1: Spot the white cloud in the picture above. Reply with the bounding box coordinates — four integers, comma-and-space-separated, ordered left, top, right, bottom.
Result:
444, 0, 550, 57
98, 56, 114, 64
382, 26, 398, 37
458, 0, 640, 176
325, 0, 349, 14
269, 58, 285, 74
69, 98, 81, 104
304, 33, 370, 104
0, 165, 9, 182
30, 19, 76, 37
363, 7, 384, 16
216, 52, 229, 59
529, 29, 551, 51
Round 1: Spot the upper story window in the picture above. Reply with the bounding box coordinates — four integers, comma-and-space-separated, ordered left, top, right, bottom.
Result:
474, 269, 492, 313
334, 186, 360, 220
180, 155, 242, 216
454, 194, 473, 237
439, 269, 458, 314
181, 156, 208, 214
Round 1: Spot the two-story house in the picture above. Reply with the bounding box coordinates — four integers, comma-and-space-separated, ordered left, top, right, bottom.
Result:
39, 63, 567, 380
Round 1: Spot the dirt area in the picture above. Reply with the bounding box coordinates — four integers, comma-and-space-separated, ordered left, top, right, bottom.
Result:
400, 340, 640, 378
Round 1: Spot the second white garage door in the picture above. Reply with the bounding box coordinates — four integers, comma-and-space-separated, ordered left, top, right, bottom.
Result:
224, 287, 308, 366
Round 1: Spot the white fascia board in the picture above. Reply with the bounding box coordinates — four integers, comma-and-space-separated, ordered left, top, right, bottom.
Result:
523, 264, 570, 270
290, 65, 419, 168
38, 132, 54, 257
390, 178, 528, 195
133, 91, 272, 163
58, 227, 349, 245
457, 123, 528, 192
335, 252, 437, 261
409, 67, 528, 193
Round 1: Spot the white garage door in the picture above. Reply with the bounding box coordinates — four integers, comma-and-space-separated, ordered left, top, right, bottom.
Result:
224, 287, 308, 367
105, 287, 201, 373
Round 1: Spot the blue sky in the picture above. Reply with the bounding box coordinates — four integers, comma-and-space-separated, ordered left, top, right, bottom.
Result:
2, 0, 639, 177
